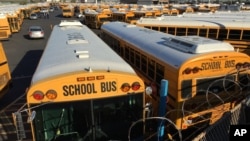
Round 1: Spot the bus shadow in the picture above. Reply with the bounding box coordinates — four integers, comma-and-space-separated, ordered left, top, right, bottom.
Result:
0, 50, 43, 109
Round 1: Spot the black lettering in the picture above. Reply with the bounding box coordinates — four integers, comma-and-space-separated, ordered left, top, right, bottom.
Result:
100, 82, 105, 92
69, 85, 75, 95
62, 83, 97, 96
225, 60, 235, 68
111, 81, 117, 91
100, 81, 117, 92
75, 84, 81, 95
201, 61, 221, 70
63, 85, 69, 96
80, 84, 86, 94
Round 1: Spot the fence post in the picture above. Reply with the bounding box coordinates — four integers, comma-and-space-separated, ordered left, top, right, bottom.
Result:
158, 79, 168, 141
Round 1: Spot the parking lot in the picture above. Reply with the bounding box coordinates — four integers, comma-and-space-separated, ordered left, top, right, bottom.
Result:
0, 9, 66, 109
0, 8, 86, 140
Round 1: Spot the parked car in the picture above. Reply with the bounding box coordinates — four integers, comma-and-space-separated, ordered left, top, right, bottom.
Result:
29, 13, 38, 20
49, 7, 54, 12
40, 8, 49, 13
28, 26, 44, 39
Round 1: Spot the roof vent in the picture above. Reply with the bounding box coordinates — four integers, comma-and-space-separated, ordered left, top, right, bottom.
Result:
67, 39, 88, 44
162, 36, 234, 54
59, 20, 83, 27
124, 24, 136, 28
75, 50, 89, 58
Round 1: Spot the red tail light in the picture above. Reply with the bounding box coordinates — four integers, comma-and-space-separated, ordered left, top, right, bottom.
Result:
183, 68, 192, 74
243, 62, 250, 68
32, 91, 44, 100
236, 63, 242, 69
131, 82, 140, 91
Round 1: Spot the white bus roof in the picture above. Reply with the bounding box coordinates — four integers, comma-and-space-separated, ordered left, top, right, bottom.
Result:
101, 22, 235, 69
137, 13, 250, 29
32, 20, 136, 84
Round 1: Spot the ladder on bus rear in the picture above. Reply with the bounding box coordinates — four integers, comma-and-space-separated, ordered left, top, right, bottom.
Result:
12, 103, 28, 141
13, 112, 26, 140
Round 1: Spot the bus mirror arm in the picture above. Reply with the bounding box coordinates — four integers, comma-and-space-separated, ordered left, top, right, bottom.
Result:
56, 109, 65, 135
145, 102, 153, 117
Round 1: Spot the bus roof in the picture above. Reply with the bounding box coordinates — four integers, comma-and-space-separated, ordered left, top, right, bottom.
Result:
136, 14, 250, 29
101, 22, 235, 69
31, 20, 136, 84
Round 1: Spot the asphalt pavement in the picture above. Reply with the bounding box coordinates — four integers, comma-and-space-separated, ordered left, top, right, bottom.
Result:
0, 9, 79, 110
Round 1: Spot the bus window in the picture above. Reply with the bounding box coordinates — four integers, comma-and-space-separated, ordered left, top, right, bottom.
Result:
135, 51, 140, 69
199, 28, 208, 37
208, 28, 218, 39
187, 28, 198, 36
130, 48, 135, 65
148, 59, 155, 80
168, 27, 176, 35
176, 27, 187, 36
229, 29, 242, 40
218, 29, 228, 40
152, 26, 159, 31
141, 54, 147, 74
242, 30, 250, 40
159, 27, 167, 33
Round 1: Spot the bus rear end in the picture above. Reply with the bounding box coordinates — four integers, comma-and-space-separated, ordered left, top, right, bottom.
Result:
174, 51, 250, 130
26, 71, 145, 141
0, 15, 11, 40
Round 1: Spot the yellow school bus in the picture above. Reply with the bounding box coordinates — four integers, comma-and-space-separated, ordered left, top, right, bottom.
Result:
16, 20, 146, 141
84, 9, 112, 29
112, 8, 138, 24
62, 5, 74, 18
0, 14, 11, 40
101, 22, 250, 139
0, 42, 11, 98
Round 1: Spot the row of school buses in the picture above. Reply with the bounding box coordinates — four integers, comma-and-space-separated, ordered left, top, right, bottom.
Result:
75, 3, 221, 29
67, 3, 250, 56
1, 2, 250, 140
0, 2, 53, 40
12, 19, 250, 141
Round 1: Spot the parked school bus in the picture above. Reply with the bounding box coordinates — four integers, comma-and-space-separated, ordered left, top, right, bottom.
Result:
62, 5, 74, 17
136, 13, 250, 55
101, 22, 250, 139
0, 42, 11, 98
13, 20, 149, 141
84, 9, 112, 29
0, 14, 11, 40
7, 11, 22, 33
112, 9, 137, 24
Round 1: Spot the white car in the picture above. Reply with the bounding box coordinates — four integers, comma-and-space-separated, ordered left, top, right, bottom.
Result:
49, 7, 54, 12
28, 26, 44, 39
29, 13, 38, 20
40, 8, 49, 13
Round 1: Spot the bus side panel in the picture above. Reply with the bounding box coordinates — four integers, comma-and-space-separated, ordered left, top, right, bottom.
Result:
0, 42, 11, 98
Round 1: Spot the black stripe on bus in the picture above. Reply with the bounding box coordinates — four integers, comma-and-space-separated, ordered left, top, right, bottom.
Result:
0, 61, 7, 66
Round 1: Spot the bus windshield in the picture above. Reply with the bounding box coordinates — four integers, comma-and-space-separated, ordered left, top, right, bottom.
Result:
32, 93, 143, 141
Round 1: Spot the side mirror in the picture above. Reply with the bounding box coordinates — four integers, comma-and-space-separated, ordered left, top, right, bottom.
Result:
27, 110, 36, 123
